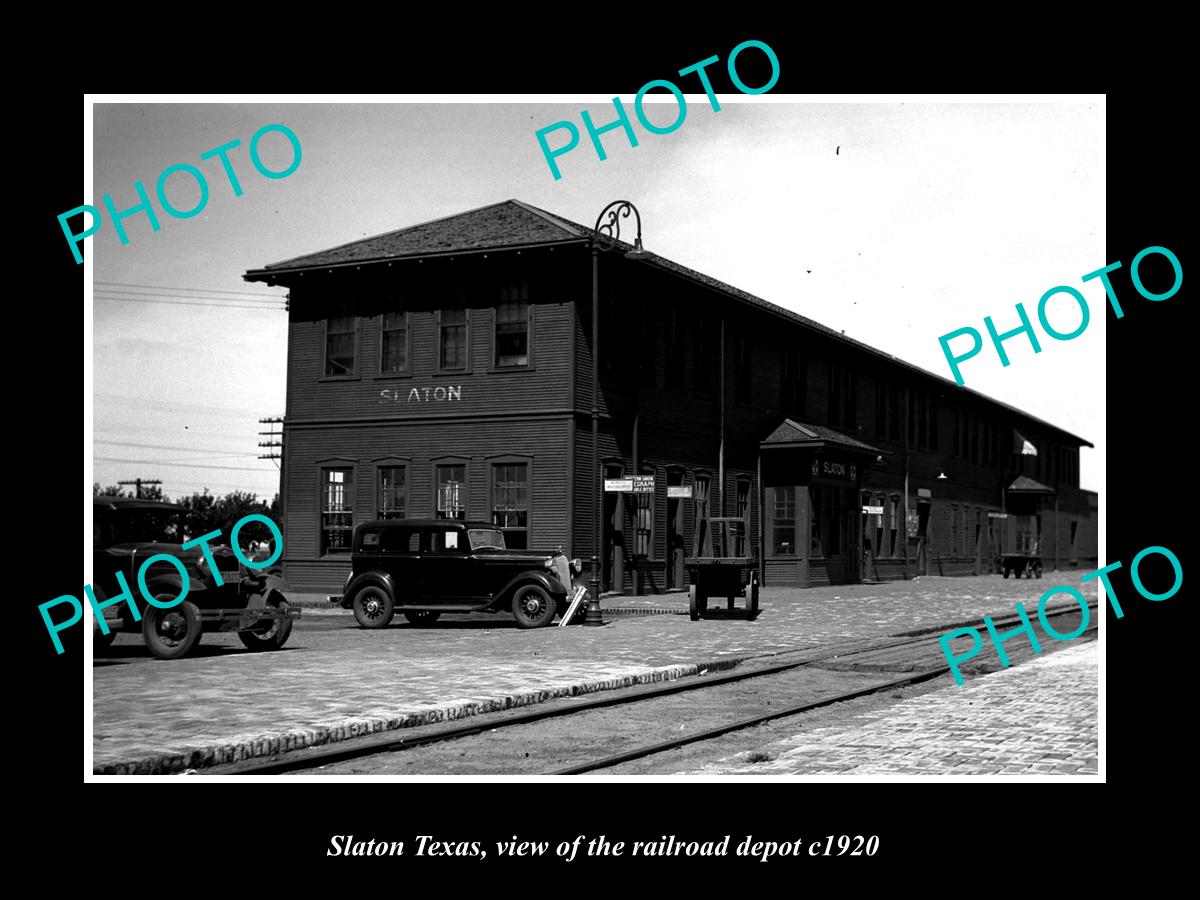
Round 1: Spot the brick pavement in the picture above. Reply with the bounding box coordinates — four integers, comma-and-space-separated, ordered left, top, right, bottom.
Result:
91, 573, 1100, 774
676, 640, 1098, 777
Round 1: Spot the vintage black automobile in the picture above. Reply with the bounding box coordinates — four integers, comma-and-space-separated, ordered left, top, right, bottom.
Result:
92, 497, 299, 659
329, 519, 583, 629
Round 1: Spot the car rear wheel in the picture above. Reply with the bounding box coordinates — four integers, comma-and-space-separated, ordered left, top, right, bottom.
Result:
142, 599, 202, 660
353, 586, 395, 629
512, 584, 556, 628
238, 594, 294, 651
403, 610, 441, 626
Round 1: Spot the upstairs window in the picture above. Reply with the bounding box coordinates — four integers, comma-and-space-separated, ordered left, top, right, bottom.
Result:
439, 309, 468, 371
693, 318, 715, 396
495, 295, 529, 367
735, 329, 752, 406
324, 315, 357, 377
665, 307, 684, 390
782, 350, 804, 418
828, 364, 855, 431
380, 311, 409, 374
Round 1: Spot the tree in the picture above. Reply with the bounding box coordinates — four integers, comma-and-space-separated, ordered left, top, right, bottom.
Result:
175, 489, 279, 549
177, 490, 218, 542
139, 483, 166, 501
213, 491, 276, 547
94, 483, 127, 497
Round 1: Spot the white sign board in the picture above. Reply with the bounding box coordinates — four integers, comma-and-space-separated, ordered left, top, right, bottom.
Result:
558, 586, 589, 626
667, 485, 693, 499
604, 478, 633, 492
629, 475, 655, 493
988, 512, 1009, 519
862, 505, 884, 515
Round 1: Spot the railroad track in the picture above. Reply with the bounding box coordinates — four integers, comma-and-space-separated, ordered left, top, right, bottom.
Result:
215, 603, 1097, 776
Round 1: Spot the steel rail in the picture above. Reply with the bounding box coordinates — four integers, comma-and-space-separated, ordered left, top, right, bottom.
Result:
220, 603, 1097, 776
553, 623, 1098, 775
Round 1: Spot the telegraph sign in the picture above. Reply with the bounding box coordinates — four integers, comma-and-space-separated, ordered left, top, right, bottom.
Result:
630, 475, 655, 493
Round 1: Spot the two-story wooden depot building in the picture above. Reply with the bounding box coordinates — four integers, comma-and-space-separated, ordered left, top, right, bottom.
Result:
244, 200, 1097, 594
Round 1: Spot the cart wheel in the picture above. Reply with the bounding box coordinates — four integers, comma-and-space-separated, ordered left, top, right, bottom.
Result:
749, 572, 760, 620
1034, 561, 1043, 579
1002, 566, 1010, 579
689, 586, 700, 621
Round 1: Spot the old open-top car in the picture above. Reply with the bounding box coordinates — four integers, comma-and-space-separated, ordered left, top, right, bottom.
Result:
92, 497, 299, 659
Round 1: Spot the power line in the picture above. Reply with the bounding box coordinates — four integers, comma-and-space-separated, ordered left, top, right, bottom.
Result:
95, 392, 266, 416
94, 293, 285, 312
143, 478, 279, 492
95, 280, 285, 299
94, 456, 276, 472
92, 290, 282, 309
95, 438, 258, 456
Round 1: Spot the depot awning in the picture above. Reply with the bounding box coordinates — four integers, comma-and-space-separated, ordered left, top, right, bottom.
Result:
760, 418, 883, 456
1007, 475, 1055, 495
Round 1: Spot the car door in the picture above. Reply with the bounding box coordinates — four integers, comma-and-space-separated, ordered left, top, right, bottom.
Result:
380, 526, 423, 605
419, 526, 470, 604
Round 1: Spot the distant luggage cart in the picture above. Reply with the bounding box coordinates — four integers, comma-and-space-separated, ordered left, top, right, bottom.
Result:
999, 553, 1043, 579
686, 516, 760, 621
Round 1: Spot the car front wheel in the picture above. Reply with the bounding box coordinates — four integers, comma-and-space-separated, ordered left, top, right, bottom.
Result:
353, 586, 395, 629
142, 599, 202, 660
512, 584, 556, 628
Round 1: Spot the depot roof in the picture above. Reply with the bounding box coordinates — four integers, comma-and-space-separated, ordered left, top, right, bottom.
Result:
244, 199, 1093, 449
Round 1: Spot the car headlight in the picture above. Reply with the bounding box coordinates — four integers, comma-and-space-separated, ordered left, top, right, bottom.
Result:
570, 558, 582, 574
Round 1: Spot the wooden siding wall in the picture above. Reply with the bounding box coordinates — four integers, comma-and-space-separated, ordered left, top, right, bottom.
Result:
279, 252, 581, 591
573, 249, 1096, 588
284, 418, 571, 591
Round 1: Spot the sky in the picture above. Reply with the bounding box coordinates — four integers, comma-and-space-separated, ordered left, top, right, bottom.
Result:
90, 98, 1104, 501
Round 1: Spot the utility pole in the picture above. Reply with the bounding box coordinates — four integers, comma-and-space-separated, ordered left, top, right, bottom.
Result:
258, 417, 284, 468
118, 478, 162, 499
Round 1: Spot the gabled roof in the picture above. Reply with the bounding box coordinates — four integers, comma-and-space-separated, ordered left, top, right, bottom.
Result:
245, 199, 1092, 448
1007, 475, 1055, 494
251, 200, 586, 271
761, 419, 882, 455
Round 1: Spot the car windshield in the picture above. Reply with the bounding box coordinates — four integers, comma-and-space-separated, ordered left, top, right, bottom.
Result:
102, 509, 185, 545
467, 528, 506, 551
